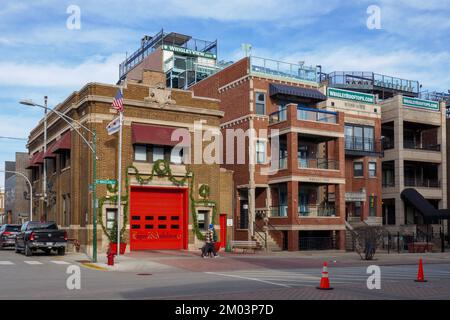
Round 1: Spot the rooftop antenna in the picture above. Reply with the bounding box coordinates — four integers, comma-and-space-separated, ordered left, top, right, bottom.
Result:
241, 43, 252, 57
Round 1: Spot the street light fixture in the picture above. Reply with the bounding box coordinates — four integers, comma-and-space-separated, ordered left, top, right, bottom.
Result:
19, 98, 99, 263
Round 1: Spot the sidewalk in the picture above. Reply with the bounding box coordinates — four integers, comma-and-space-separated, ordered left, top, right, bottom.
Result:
74, 249, 450, 273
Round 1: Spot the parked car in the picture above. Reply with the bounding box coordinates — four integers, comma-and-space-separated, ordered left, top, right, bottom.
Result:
15, 221, 67, 256
0, 224, 21, 249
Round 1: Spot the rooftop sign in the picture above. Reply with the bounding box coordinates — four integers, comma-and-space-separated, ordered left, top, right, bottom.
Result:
402, 97, 440, 111
327, 88, 375, 104
162, 44, 217, 59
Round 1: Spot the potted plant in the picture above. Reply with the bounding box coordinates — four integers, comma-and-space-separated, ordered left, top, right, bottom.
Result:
108, 221, 127, 255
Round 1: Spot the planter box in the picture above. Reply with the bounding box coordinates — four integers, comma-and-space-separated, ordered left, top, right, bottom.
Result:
109, 243, 127, 255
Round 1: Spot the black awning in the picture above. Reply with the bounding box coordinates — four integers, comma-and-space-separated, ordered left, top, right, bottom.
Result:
438, 209, 450, 219
400, 188, 446, 220
269, 83, 327, 101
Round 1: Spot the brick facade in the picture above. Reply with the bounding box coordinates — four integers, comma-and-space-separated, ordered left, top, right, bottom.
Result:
26, 70, 234, 255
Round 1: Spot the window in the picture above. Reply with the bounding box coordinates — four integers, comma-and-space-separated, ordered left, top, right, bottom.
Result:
369, 162, 377, 178
106, 208, 117, 230
255, 92, 266, 115
256, 140, 266, 164
134, 145, 147, 161
60, 150, 71, 170
354, 202, 362, 217
369, 196, 377, 217
354, 162, 363, 177
345, 124, 375, 152
170, 148, 184, 164
197, 210, 210, 231
152, 146, 165, 162
32, 168, 39, 182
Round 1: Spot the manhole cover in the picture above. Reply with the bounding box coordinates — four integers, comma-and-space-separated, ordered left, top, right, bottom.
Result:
136, 273, 152, 276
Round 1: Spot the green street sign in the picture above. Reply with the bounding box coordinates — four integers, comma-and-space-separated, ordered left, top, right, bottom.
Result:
327, 87, 375, 104
95, 179, 117, 185
162, 44, 217, 59
402, 97, 439, 111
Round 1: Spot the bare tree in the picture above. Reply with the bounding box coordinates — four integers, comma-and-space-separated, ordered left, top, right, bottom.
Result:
350, 226, 384, 260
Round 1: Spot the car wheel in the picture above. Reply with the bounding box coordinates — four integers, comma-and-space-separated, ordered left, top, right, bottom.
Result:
57, 248, 65, 256
25, 244, 33, 257
15, 243, 21, 253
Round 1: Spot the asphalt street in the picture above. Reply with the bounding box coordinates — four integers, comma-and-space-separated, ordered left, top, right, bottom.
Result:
1, 248, 450, 299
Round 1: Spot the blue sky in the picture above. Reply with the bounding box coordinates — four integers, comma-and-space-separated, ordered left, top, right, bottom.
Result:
1, 0, 450, 186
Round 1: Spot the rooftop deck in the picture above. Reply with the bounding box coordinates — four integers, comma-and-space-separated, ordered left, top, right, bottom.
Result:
250, 56, 318, 83
119, 29, 217, 80
327, 71, 420, 96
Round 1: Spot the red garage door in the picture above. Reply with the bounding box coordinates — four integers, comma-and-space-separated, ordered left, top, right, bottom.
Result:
129, 186, 188, 250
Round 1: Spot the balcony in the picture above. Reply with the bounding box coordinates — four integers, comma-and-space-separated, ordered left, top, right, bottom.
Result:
298, 204, 336, 217
345, 136, 383, 157
270, 205, 288, 217
404, 178, 441, 188
403, 140, 441, 152
298, 157, 339, 170
297, 107, 337, 124
250, 56, 318, 83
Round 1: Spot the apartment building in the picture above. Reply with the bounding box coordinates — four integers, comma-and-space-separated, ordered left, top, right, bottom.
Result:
327, 71, 448, 233
191, 56, 350, 251
381, 96, 447, 233
320, 87, 383, 228
26, 69, 233, 255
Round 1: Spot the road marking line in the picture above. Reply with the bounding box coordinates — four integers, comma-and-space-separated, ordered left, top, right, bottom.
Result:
50, 261, 70, 265
24, 261, 43, 265
205, 272, 291, 288
0, 261, 14, 265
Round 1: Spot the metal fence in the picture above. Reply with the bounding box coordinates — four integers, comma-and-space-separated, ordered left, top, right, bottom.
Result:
299, 237, 336, 250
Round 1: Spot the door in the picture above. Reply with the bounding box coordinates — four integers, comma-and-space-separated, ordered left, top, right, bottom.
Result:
129, 186, 188, 250
220, 214, 227, 249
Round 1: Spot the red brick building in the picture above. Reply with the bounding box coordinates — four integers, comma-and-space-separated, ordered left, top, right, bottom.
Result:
192, 56, 353, 251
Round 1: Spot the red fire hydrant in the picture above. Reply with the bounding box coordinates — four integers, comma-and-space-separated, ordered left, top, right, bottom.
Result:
107, 249, 115, 266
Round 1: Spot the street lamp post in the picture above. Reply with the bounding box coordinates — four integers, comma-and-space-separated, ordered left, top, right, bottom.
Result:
0, 170, 33, 222
43, 96, 48, 221
20, 99, 99, 262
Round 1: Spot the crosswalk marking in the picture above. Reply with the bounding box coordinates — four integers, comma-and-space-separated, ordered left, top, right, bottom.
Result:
24, 261, 43, 265
50, 260, 70, 265
0, 261, 14, 265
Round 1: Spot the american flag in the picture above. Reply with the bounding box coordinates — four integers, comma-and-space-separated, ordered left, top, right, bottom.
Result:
112, 88, 124, 113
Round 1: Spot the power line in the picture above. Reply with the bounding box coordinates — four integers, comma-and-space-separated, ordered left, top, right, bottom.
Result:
0, 136, 27, 141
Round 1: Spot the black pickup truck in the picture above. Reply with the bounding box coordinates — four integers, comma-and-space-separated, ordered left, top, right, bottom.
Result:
15, 221, 67, 256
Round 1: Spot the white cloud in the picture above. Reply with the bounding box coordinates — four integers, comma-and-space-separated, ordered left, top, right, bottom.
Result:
0, 54, 123, 88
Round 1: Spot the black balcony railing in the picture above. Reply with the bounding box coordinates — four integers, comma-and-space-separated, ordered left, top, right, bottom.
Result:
404, 178, 440, 188
345, 136, 382, 154
298, 157, 339, 170
403, 140, 441, 151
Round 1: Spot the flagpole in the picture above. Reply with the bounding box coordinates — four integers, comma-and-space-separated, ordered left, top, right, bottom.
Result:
117, 109, 123, 258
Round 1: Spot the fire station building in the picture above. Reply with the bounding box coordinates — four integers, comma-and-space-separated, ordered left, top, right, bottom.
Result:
26, 69, 233, 255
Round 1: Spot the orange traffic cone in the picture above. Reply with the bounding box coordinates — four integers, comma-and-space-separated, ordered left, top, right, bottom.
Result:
317, 262, 334, 290
415, 258, 427, 282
